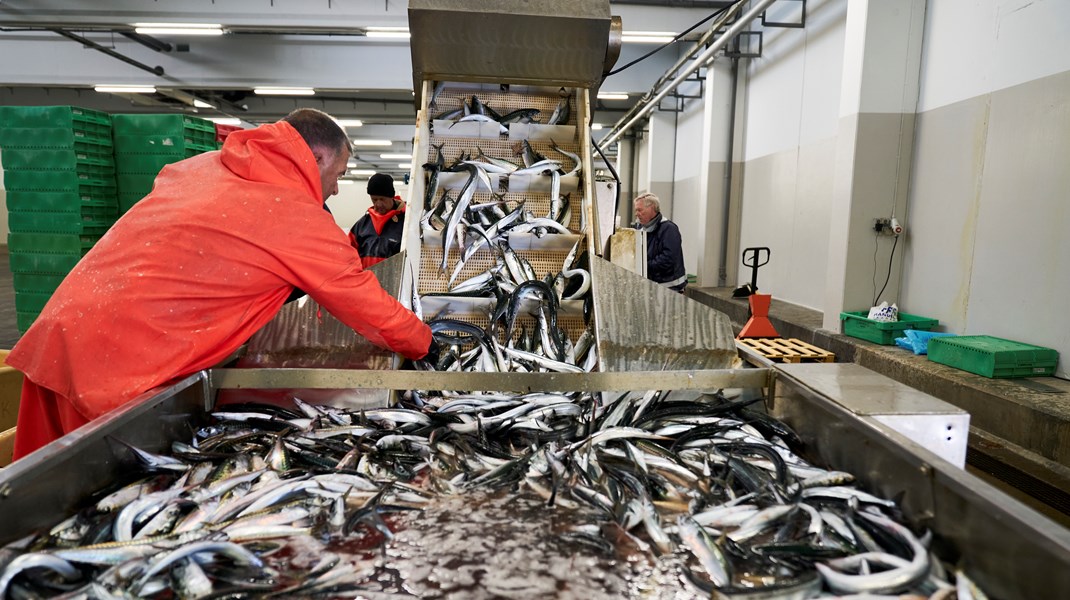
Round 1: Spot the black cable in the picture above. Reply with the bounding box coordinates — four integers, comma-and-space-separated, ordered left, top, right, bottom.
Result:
589, 110, 622, 232
605, 4, 732, 77
873, 235, 899, 306
591, 135, 622, 232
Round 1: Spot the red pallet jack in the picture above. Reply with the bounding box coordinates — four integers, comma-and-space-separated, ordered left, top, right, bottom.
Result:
733, 247, 779, 339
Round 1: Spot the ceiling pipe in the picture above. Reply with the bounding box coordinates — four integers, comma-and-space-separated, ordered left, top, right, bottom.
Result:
49, 28, 164, 76
120, 31, 173, 53
602, 0, 775, 147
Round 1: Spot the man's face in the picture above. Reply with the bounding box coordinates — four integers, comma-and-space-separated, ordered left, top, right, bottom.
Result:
316, 145, 351, 202
369, 195, 395, 215
635, 200, 657, 226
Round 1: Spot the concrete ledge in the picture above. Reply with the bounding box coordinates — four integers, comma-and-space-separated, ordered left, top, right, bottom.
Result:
688, 287, 1070, 499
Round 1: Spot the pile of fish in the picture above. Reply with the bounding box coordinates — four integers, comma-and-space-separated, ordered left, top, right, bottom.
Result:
418, 230, 594, 374
0, 390, 990, 599
417, 109, 594, 377
430, 91, 572, 133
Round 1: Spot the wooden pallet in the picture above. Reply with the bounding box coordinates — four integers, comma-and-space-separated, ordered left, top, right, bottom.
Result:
737, 338, 835, 363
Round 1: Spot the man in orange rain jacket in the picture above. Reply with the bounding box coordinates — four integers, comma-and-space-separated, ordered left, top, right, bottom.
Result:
350, 173, 405, 269
7, 108, 437, 461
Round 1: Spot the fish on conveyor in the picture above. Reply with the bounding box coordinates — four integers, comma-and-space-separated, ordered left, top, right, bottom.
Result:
547, 93, 571, 125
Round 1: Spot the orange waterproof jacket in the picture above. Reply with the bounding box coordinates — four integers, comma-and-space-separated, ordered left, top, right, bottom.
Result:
7, 121, 431, 420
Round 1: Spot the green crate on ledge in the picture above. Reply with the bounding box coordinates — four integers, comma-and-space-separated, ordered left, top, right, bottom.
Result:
840, 311, 939, 345
928, 335, 1059, 378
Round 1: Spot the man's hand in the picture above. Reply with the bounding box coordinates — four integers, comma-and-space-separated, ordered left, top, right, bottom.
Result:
421, 336, 442, 367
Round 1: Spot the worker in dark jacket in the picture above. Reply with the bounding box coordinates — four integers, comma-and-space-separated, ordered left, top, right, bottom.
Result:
350, 173, 405, 269
634, 192, 687, 293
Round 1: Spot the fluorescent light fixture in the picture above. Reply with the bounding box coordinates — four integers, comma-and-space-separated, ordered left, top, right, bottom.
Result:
622, 30, 676, 43
192, 99, 215, 109
351, 139, 392, 147
254, 87, 315, 96
94, 85, 157, 94
133, 23, 224, 36
366, 27, 410, 39
591, 123, 604, 130
349, 169, 376, 176
334, 119, 364, 127
379, 153, 411, 159
398, 163, 413, 169
206, 117, 241, 126
338, 179, 355, 185
597, 92, 629, 101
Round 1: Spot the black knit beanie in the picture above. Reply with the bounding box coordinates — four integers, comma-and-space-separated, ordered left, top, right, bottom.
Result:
367, 173, 395, 197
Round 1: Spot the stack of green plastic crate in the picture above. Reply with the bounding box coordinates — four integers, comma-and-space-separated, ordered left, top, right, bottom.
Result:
0, 106, 119, 333
112, 114, 220, 213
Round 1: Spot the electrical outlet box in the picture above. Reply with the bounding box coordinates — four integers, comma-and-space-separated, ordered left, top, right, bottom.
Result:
873, 217, 892, 234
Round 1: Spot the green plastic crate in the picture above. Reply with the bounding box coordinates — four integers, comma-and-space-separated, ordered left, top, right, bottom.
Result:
118, 191, 148, 213
840, 311, 939, 345
6, 190, 118, 212
116, 172, 159, 195
112, 113, 215, 136
17, 311, 40, 334
114, 150, 209, 174
0, 126, 113, 149
113, 133, 217, 153
1, 146, 115, 170
4, 169, 116, 192
13, 272, 67, 293
0, 106, 110, 131
14, 290, 53, 313
8, 252, 85, 275
928, 335, 1059, 378
8, 210, 115, 235
8, 232, 99, 254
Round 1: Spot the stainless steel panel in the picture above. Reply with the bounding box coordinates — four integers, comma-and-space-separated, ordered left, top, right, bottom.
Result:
0, 373, 209, 544
769, 367, 1070, 600
210, 367, 772, 393
589, 256, 737, 371
408, 0, 612, 105
778, 363, 967, 415
231, 252, 409, 407
778, 363, 969, 467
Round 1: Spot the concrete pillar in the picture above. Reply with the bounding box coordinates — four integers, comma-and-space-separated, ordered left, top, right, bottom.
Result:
823, 0, 926, 331
646, 111, 677, 216
695, 60, 736, 287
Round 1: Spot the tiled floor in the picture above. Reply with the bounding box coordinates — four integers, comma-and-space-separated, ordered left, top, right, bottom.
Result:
0, 249, 20, 349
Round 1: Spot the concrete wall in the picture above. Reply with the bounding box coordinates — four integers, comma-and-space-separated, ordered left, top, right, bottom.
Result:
736, 0, 847, 310
902, 0, 1070, 377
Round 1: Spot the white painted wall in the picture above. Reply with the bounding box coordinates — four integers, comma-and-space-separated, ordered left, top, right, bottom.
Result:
735, 0, 847, 309
672, 98, 705, 279
917, 0, 1070, 112
902, 0, 1070, 376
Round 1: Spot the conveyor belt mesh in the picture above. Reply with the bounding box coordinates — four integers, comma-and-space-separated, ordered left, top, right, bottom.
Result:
417, 84, 586, 347
430, 87, 577, 129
